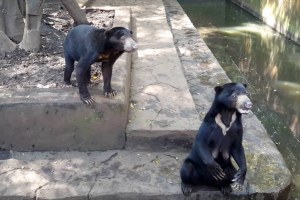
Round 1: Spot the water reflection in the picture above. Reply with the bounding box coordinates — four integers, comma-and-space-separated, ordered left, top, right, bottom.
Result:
178, 0, 300, 198
179, 0, 300, 138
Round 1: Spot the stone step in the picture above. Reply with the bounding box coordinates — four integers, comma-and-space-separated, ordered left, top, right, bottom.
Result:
0, 149, 291, 199
126, 2, 200, 151
0, 8, 131, 151
126, 4, 201, 149
87, 1, 200, 152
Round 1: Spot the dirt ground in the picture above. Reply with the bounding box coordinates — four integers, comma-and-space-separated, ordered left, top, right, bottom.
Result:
0, 1, 114, 89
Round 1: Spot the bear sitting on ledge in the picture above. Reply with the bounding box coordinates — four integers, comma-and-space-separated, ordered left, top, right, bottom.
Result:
180, 82, 252, 195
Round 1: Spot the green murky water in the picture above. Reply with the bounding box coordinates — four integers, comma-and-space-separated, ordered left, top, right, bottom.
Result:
178, 0, 300, 199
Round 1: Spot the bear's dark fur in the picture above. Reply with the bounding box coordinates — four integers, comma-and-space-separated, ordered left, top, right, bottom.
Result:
180, 83, 252, 195
63, 25, 137, 104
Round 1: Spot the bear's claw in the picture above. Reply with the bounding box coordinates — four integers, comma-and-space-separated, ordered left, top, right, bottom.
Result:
64, 80, 71, 85
81, 96, 95, 105
209, 164, 226, 181
104, 90, 117, 98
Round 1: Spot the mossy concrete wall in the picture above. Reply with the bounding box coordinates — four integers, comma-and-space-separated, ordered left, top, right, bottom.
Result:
230, 0, 300, 45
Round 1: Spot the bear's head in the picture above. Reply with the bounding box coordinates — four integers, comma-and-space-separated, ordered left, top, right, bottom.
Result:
106, 27, 138, 52
214, 83, 252, 114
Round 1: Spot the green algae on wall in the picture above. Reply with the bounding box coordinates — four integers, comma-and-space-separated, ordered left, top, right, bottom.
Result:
230, 0, 300, 45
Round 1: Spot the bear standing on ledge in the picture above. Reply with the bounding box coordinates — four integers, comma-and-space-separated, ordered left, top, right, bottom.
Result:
63, 25, 137, 104
180, 83, 252, 195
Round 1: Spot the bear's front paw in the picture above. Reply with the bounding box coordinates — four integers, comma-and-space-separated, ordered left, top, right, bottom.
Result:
80, 95, 95, 105
104, 90, 117, 98
64, 80, 77, 87
231, 169, 246, 191
64, 80, 72, 85
231, 181, 243, 191
208, 163, 226, 181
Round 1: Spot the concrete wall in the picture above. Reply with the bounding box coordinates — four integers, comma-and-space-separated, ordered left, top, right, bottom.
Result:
230, 0, 300, 45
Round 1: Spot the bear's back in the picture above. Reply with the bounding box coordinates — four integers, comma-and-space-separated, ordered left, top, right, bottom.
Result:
64, 25, 106, 60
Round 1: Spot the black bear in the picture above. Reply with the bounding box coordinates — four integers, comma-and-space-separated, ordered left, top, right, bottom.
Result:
63, 25, 137, 104
180, 82, 252, 195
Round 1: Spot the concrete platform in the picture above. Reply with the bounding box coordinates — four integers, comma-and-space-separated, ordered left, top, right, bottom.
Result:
0, 150, 291, 200
0, 8, 131, 151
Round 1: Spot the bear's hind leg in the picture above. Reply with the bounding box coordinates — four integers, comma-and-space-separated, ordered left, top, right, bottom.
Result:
76, 59, 95, 104
64, 55, 75, 85
180, 160, 201, 196
85, 66, 92, 85
221, 185, 232, 195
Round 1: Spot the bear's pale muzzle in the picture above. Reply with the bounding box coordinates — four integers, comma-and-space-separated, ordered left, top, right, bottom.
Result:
124, 38, 138, 52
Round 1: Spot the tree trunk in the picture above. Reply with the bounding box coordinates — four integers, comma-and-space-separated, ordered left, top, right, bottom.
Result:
60, 0, 89, 26
0, 0, 24, 42
0, 31, 16, 58
17, 0, 26, 17
19, 0, 44, 52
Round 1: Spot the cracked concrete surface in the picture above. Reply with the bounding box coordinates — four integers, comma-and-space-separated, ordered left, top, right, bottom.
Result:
0, 151, 185, 200
0, 148, 291, 199
0, 151, 119, 199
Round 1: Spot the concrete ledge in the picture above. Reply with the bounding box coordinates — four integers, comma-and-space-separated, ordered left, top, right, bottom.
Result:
125, 0, 200, 151
126, 130, 196, 152
0, 8, 131, 151
0, 90, 127, 151
0, 150, 292, 200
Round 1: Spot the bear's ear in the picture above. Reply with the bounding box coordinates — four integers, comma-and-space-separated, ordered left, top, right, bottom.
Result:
243, 83, 247, 88
214, 86, 223, 94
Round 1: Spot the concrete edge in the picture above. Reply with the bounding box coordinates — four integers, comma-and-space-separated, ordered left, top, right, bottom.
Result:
126, 130, 195, 152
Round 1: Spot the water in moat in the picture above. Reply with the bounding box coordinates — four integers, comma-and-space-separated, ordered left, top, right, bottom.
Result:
178, 0, 300, 199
